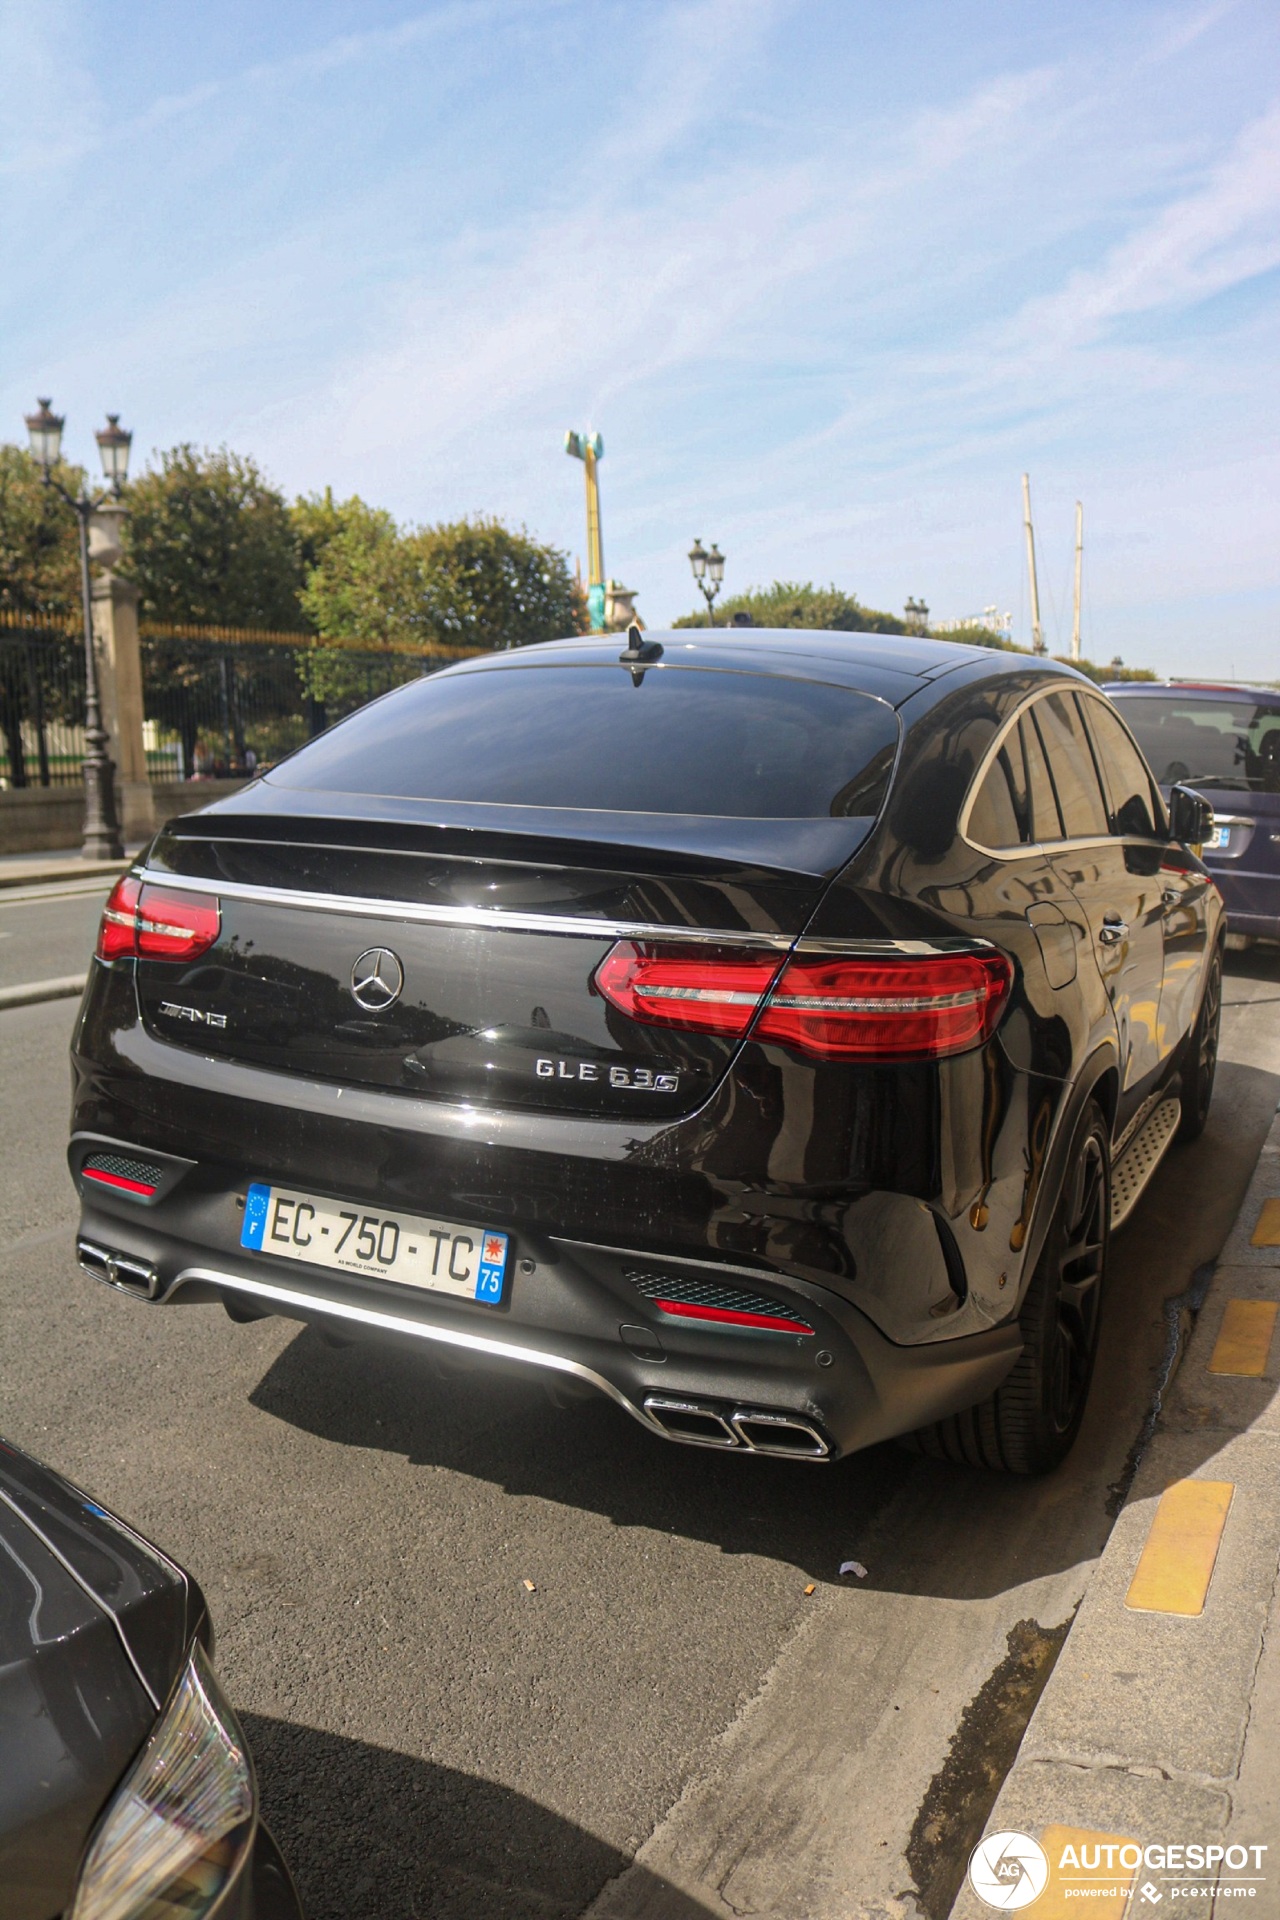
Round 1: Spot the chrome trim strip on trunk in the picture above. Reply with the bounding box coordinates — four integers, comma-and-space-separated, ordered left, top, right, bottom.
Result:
791, 935, 994, 956
167, 1265, 669, 1436
136, 869, 798, 949
136, 867, 979, 955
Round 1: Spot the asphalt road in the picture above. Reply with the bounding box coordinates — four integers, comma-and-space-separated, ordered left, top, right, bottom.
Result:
3, 942, 1279, 1919
0, 878, 106, 990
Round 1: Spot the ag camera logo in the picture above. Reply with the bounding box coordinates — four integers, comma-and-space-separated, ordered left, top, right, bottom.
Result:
968, 1831, 1050, 1910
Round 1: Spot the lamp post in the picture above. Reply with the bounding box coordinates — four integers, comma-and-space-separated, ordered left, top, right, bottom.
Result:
24, 399, 132, 859
688, 538, 725, 626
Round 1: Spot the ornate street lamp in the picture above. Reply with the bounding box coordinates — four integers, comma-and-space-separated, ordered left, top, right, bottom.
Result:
688, 538, 725, 626
24, 399, 132, 859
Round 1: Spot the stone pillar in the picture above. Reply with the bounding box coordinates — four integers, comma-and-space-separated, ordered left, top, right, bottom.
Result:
90, 506, 154, 844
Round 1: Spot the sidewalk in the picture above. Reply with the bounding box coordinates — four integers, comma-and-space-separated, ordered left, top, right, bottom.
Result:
952, 1108, 1280, 1919
0, 847, 138, 889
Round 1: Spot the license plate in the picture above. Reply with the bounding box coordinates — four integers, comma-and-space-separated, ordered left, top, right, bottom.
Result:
1204, 824, 1229, 851
240, 1183, 508, 1305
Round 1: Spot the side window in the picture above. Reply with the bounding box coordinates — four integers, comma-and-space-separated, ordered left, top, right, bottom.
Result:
1034, 692, 1110, 838
967, 737, 1027, 849
1081, 698, 1161, 837
1019, 711, 1063, 841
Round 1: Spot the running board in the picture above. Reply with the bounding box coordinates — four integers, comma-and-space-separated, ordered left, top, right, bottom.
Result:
1110, 1096, 1181, 1231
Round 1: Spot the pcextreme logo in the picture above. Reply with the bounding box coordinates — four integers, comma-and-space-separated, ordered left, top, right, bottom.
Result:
967, 1831, 1269, 1908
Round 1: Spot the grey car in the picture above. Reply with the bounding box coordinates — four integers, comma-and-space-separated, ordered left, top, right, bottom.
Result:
1106, 680, 1280, 944
0, 1435, 301, 1920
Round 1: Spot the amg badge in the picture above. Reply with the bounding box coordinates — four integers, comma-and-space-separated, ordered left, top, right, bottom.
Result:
158, 1002, 228, 1029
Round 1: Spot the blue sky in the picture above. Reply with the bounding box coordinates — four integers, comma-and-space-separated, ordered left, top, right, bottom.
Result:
2, 0, 1278, 675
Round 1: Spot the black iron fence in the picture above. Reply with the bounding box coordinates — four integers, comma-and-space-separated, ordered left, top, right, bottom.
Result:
0, 621, 468, 789
0, 627, 87, 788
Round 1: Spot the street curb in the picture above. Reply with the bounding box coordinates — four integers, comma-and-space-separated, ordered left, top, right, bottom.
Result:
0, 859, 129, 889
949, 1108, 1280, 1918
0, 974, 87, 1010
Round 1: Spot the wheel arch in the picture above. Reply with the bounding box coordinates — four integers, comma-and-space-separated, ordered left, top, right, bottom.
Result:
1015, 1045, 1118, 1311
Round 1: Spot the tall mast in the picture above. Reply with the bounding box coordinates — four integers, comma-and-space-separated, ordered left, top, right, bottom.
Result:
1071, 500, 1083, 663
1022, 473, 1044, 654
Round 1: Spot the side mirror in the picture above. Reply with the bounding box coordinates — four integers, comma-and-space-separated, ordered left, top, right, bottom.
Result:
1169, 783, 1214, 848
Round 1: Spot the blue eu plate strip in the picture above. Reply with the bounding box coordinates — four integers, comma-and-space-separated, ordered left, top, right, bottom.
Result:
241, 1183, 271, 1252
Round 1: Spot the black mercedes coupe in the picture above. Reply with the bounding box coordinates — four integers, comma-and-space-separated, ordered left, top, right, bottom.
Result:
69, 629, 1223, 1474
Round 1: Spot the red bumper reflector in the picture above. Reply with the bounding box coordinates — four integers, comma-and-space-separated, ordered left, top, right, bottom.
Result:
654, 1297, 814, 1334
82, 1167, 158, 1197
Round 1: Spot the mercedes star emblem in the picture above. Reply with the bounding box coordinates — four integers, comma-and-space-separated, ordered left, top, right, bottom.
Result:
350, 947, 405, 1011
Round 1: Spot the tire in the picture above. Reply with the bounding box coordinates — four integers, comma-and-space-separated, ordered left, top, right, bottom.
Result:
1176, 944, 1222, 1143
904, 1103, 1111, 1475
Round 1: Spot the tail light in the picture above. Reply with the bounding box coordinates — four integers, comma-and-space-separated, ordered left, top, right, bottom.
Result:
96, 875, 142, 960
593, 943, 785, 1037
754, 951, 1012, 1060
96, 878, 220, 962
594, 942, 1011, 1062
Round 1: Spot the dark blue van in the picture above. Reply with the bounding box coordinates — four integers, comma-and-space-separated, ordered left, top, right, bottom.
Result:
1107, 681, 1280, 944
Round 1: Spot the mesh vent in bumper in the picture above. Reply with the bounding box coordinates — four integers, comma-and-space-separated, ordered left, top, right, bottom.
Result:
624, 1267, 814, 1334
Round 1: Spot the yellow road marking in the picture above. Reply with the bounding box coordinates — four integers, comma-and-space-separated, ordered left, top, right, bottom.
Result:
1208, 1298, 1278, 1376
1037, 1826, 1138, 1916
1125, 1479, 1234, 1615
1251, 1198, 1280, 1246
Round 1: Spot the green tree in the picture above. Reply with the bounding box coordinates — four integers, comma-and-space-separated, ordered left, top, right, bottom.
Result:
121, 447, 306, 779
0, 443, 82, 617
673, 580, 909, 632
408, 517, 585, 651
290, 488, 396, 592
0, 444, 85, 787
297, 511, 585, 713
296, 497, 409, 648
123, 445, 305, 628
301, 512, 584, 651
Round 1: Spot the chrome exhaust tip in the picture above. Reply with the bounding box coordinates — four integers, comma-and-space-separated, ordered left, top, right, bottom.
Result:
642, 1395, 739, 1448
731, 1409, 830, 1459
642, 1394, 832, 1459
78, 1238, 160, 1300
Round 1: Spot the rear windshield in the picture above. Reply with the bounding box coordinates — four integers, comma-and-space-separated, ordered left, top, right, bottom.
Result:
269, 663, 900, 818
1113, 694, 1280, 793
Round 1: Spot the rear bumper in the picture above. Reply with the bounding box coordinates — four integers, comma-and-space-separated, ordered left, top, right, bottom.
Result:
74, 1189, 1023, 1462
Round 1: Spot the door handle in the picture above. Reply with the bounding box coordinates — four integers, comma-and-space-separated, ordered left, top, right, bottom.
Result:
1098, 917, 1128, 945
1161, 888, 1181, 909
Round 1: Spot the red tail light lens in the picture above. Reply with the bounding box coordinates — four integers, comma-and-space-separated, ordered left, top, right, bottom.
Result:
593, 942, 785, 1037
594, 941, 1011, 1061
95, 879, 220, 962
96, 875, 142, 960
136, 885, 221, 959
755, 951, 1013, 1060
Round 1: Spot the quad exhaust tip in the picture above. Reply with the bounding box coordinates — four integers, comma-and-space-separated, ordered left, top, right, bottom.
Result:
643, 1394, 830, 1460
78, 1238, 161, 1300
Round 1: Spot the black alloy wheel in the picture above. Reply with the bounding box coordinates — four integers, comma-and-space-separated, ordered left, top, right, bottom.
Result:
906, 1102, 1111, 1475
1176, 943, 1223, 1143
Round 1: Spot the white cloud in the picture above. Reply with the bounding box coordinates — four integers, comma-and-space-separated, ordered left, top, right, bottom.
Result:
1009, 97, 1280, 351
2, 0, 1276, 673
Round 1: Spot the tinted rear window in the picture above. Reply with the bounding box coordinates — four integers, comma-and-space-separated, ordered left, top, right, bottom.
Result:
269, 664, 901, 818
1110, 695, 1280, 793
